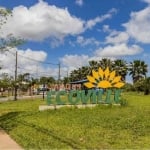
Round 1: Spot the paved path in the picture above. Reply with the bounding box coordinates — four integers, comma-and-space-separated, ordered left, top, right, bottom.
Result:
0, 129, 23, 150
0, 95, 43, 102
0, 95, 44, 149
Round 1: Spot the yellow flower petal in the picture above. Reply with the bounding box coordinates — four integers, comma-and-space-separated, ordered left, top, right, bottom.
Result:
98, 67, 104, 79
92, 70, 99, 80
87, 75, 96, 83
85, 67, 124, 89
104, 67, 110, 79
113, 82, 125, 88
98, 80, 112, 88
112, 76, 121, 84
109, 71, 116, 81
84, 82, 95, 88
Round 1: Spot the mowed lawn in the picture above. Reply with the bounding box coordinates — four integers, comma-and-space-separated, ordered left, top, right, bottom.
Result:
0, 92, 150, 149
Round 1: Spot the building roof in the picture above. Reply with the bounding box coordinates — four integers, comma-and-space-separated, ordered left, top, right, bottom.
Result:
70, 79, 88, 84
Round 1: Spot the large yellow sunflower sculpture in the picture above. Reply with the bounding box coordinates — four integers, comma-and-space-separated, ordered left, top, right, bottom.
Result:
84, 67, 125, 89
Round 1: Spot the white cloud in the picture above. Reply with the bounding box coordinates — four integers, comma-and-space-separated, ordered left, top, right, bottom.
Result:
0, 47, 72, 78
18, 48, 47, 63
60, 54, 89, 70
94, 44, 143, 57
85, 8, 117, 29
59, 42, 143, 71
102, 25, 111, 32
0, 1, 84, 41
75, 0, 83, 6
0, 1, 118, 47
0, 48, 60, 78
142, 0, 150, 4
105, 31, 129, 44
76, 36, 100, 46
102, 25, 129, 44
123, 6, 150, 43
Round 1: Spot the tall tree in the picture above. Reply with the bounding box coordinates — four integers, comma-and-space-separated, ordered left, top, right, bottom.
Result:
69, 66, 90, 82
0, 73, 13, 96
113, 59, 128, 81
0, 8, 24, 100
89, 60, 99, 71
0, 8, 23, 52
99, 58, 113, 70
129, 60, 148, 83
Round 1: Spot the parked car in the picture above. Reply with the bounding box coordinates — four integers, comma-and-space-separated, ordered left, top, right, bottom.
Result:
37, 87, 49, 95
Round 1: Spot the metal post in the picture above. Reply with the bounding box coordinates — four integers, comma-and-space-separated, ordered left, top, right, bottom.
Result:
14, 51, 18, 100
58, 63, 60, 90
42, 84, 45, 100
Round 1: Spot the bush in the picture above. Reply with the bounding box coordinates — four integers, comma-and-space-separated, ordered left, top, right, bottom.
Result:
124, 83, 134, 92
133, 79, 144, 92
143, 77, 150, 95
119, 98, 128, 106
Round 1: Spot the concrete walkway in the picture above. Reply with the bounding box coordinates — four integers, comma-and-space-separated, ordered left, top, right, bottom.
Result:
0, 129, 23, 150
0, 95, 43, 102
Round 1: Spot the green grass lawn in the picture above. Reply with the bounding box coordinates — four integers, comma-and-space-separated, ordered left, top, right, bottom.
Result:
0, 92, 150, 149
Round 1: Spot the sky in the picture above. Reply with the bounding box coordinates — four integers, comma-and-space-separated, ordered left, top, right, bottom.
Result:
0, 0, 150, 81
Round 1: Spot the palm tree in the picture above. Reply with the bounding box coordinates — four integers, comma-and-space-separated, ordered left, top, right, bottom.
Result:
113, 59, 128, 81
99, 58, 113, 70
129, 60, 148, 83
89, 60, 99, 71
69, 66, 90, 82
80, 66, 90, 79
69, 69, 80, 82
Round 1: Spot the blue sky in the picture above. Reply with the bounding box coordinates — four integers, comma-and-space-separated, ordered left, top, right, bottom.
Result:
0, 0, 150, 80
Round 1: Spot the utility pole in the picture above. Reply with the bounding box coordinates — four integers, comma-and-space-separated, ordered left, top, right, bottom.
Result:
58, 63, 61, 90
14, 51, 18, 100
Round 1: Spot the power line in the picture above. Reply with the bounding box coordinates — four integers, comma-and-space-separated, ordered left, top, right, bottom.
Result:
17, 66, 57, 74
5, 50, 62, 82
8, 50, 59, 66
17, 66, 59, 79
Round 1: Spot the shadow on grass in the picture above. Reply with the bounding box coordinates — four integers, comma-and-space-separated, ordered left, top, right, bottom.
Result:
0, 112, 22, 132
0, 111, 85, 149
18, 120, 84, 149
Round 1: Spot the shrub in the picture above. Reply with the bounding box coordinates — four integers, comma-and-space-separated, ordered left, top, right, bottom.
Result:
124, 83, 134, 92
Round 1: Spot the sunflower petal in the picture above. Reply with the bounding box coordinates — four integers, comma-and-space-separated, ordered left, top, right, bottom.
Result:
84, 82, 95, 88
113, 82, 125, 88
104, 67, 110, 79
92, 70, 99, 80
98, 80, 112, 88
98, 67, 104, 79
109, 71, 116, 81
112, 76, 121, 84
87, 75, 96, 83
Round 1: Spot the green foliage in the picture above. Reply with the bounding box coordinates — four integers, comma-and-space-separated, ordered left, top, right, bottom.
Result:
0, 8, 24, 54
124, 83, 134, 92
69, 59, 148, 85
113, 59, 128, 81
133, 78, 145, 92
39, 76, 56, 85
143, 77, 150, 95
0, 8, 11, 27
119, 97, 128, 106
127, 77, 150, 94
0, 73, 14, 89
0, 93, 150, 149
124, 77, 150, 95
129, 60, 148, 83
